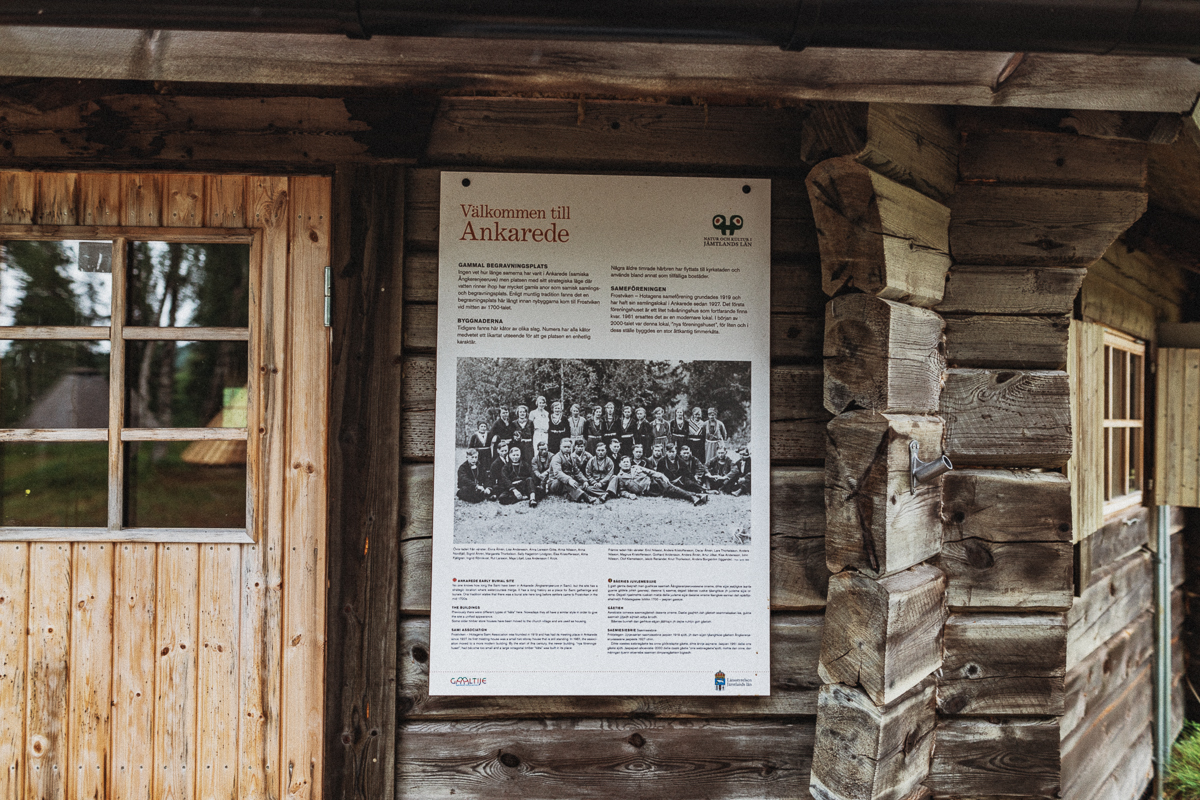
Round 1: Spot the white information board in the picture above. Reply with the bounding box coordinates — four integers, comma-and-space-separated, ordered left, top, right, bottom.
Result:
431, 172, 772, 695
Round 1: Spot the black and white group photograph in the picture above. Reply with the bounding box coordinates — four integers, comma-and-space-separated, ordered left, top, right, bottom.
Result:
452, 357, 753, 546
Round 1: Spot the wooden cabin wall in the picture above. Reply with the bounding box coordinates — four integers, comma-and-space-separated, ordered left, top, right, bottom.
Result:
373, 96, 831, 799
0, 170, 330, 800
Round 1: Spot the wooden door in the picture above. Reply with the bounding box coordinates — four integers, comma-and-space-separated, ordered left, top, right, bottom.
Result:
0, 171, 330, 800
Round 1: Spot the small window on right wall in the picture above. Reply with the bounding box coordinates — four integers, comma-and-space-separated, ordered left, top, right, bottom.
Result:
1102, 328, 1145, 515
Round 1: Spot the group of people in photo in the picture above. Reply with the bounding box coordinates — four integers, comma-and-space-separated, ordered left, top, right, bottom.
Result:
456, 397, 751, 508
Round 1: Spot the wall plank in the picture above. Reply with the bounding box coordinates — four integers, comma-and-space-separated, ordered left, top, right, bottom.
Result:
26, 543, 71, 800
396, 718, 815, 800
78, 172, 122, 226
0, 172, 35, 224
34, 172, 77, 225
942, 369, 1072, 468
120, 174, 163, 227
67, 542, 112, 800
197, 544, 241, 800
165, 173, 205, 228
280, 175, 331, 800
111, 543, 157, 800
0, 543, 28, 800
154, 544, 199, 800
205, 175, 247, 229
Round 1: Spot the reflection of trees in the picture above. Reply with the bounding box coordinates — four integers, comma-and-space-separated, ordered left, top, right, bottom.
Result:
0, 241, 106, 426
455, 358, 752, 445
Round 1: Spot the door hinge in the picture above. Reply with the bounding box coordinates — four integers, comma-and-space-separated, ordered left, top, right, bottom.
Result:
324, 266, 332, 327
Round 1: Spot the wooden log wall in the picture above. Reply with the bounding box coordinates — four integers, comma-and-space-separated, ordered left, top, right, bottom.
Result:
386, 96, 843, 800
0, 171, 331, 800
929, 122, 1152, 799
806, 106, 955, 800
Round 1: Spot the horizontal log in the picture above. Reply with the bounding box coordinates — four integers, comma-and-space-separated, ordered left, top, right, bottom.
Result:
818, 564, 946, 706
939, 469, 1073, 610
938, 613, 1066, 717
1060, 663, 1152, 800
824, 294, 945, 415
397, 464, 828, 614
943, 314, 1070, 370
404, 167, 819, 259
1061, 610, 1151, 741
396, 717, 816, 800
858, 104, 957, 203
810, 679, 936, 800
948, 184, 1147, 267
825, 412, 943, 576
1087, 725, 1152, 800
937, 265, 1086, 315
400, 614, 823, 718
958, 130, 1147, 189
942, 369, 1072, 468
928, 718, 1060, 798
806, 156, 951, 307
424, 97, 811, 173
402, 303, 823, 364
1067, 549, 1153, 670
399, 356, 829, 463
957, 107, 1183, 144
1075, 505, 1149, 594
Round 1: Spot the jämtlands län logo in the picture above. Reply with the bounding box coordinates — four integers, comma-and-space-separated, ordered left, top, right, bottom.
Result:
712, 214, 743, 235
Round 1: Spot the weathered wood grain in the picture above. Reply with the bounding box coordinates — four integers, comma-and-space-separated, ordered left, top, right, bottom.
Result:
825, 412, 944, 577
1080, 272, 1158, 341
937, 265, 1085, 316
25, 543, 70, 800
949, 184, 1147, 267
280, 175, 331, 800
938, 614, 1066, 716
927, 718, 1060, 798
818, 564, 946, 706
396, 464, 828, 613
810, 679, 935, 800
859, 104, 957, 203
68, 543, 113, 800
1061, 610, 1151, 741
939, 469, 1073, 610
0, 543, 27, 800
1075, 505, 1150, 594
78, 172, 121, 225
165, 172, 203, 227
112, 543, 157, 800
121, 173, 162, 227
1087, 725, 1152, 800
806, 156, 951, 307
1067, 319, 1105, 543
395, 717, 815, 800
239, 174, 289, 800
943, 314, 1069, 370
959, 130, 1147, 188
154, 544, 199, 800
401, 614, 822, 718
1067, 549, 1152, 670
325, 165, 404, 800
3, 28, 1198, 111
942, 369, 1072, 468
1156, 347, 1200, 507
425, 97, 809, 173
1060, 663, 1152, 800
0, 171, 34, 224
197, 544, 241, 800
1089, 243, 1189, 315
824, 294, 944, 415
206, 174, 247, 228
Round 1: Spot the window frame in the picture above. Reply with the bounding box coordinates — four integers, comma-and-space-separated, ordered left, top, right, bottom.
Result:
1101, 326, 1146, 517
0, 225, 261, 543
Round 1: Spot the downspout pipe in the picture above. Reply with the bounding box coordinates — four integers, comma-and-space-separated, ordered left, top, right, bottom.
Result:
3, 0, 1200, 57
1155, 505, 1173, 800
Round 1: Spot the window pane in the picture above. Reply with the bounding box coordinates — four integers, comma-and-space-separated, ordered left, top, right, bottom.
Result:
1130, 427, 1143, 493
1104, 428, 1112, 502
1114, 349, 1128, 420
0, 339, 111, 427
124, 340, 248, 428
1104, 346, 1112, 419
127, 242, 250, 328
124, 440, 246, 528
0, 441, 107, 526
1113, 427, 1128, 499
1130, 353, 1143, 420
1, 240, 113, 326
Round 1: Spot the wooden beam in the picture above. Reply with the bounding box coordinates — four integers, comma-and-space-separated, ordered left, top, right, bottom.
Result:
818, 564, 947, 706
927, 718, 1060, 798
937, 265, 1085, 316
806, 156, 951, 307
941, 369, 1072, 468
824, 294, 945, 415
937, 613, 1066, 716
324, 165, 404, 800
825, 412, 944, 577
1, 28, 1199, 111
809, 680, 936, 800
943, 314, 1070, 370
938, 469, 1073, 611
959, 130, 1147, 188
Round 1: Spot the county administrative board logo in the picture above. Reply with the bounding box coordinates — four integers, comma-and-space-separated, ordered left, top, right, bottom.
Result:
715, 671, 726, 691
705, 213, 753, 248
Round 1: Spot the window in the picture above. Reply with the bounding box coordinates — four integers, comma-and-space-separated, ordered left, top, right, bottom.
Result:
1102, 328, 1145, 514
0, 235, 255, 541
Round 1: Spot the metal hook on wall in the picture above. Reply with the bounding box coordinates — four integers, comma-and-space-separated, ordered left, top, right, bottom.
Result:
910, 440, 952, 495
